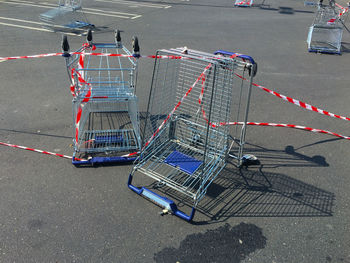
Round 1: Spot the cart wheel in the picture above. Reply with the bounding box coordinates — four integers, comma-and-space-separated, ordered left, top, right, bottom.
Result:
87, 29, 93, 44
62, 35, 70, 57
132, 36, 140, 57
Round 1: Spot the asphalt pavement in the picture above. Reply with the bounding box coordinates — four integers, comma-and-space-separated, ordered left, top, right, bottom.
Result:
0, 0, 350, 262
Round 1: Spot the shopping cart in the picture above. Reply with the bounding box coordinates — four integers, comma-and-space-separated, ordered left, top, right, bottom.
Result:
307, 3, 348, 54
62, 30, 141, 165
40, 0, 94, 32
234, 0, 253, 7
128, 48, 257, 221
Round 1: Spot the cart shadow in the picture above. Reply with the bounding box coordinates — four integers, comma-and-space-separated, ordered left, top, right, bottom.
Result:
151, 141, 334, 224
194, 165, 334, 224
240, 143, 330, 168
0, 128, 72, 140
341, 42, 350, 53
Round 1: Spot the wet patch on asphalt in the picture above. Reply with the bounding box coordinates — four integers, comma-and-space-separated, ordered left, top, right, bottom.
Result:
154, 222, 266, 263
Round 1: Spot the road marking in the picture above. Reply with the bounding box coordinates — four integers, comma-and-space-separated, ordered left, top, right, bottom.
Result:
0, 16, 78, 35
3, 0, 141, 19
95, 0, 171, 9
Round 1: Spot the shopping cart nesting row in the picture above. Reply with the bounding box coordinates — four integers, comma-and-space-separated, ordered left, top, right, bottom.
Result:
307, 3, 348, 54
128, 47, 257, 221
40, 0, 94, 32
62, 30, 141, 165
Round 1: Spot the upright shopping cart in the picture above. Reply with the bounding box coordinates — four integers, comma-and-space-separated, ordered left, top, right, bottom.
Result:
62, 30, 141, 165
128, 48, 257, 221
40, 0, 94, 32
307, 3, 348, 54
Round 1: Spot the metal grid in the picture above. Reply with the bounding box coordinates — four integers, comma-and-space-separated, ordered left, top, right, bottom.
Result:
40, 0, 93, 31
307, 6, 345, 54
63, 31, 141, 164
128, 47, 256, 220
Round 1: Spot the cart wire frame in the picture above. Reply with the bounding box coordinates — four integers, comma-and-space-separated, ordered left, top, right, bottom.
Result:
40, 0, 94, 32
307, 4, 349, 54
62, 30, 141, 165
128, 47, 256, 221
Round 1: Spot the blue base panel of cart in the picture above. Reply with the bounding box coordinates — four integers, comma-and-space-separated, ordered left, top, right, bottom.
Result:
127, 174, 196, 222
65, 21, 94, 29
94, 135, 124, 144
163, 150, 203, 175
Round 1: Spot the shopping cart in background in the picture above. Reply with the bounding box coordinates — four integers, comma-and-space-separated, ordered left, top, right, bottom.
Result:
128, 48, 257, 221
307, 3, 348, 54
40, 0, 94, 33
62, 30, 141, 165
234, 0, 254, 7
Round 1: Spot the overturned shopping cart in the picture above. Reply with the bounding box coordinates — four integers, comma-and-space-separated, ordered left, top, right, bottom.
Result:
40, 0, 94, 32
62, 30, 141, 165
128, 48, 257, 221
307, 3, 348, 54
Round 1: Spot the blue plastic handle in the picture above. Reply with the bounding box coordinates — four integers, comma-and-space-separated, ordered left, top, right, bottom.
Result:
214, 50, 256, 65
127, 174, 196, 221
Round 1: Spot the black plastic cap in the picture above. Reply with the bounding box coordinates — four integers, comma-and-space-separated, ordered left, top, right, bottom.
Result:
87, 29, 93, 43
62, 35, 70, 57
115, 30, 121, 42
132, 36, 140, 53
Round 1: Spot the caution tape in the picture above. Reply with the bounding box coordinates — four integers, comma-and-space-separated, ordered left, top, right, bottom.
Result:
0, 141, 75, 160
1, 121, 348, 161
0, 52, 187, 62
235, 73, 350, 122
336, 3, 349, 17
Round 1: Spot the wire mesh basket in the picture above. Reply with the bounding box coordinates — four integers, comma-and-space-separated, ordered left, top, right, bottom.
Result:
128, 47, 257, 221
307, 5, 347, 54
62, 30, 141, 165
40, 0, 94, 32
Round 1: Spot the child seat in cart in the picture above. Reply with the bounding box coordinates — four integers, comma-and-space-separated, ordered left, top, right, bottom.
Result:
62, 30, 141, 165
40, 0, 94, 32
307, 2, 348, 54
128, 47, 257, 221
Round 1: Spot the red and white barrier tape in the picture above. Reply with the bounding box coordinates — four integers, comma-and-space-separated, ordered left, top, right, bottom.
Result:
143, 63, 213, 149
336, 3, 349, 17
0, 141, 74, 159
1, 121, 348, 161
235, 73, 350, 122
235, 0, 252, 6
0, 52, 187, 61
229, 122, 350, 140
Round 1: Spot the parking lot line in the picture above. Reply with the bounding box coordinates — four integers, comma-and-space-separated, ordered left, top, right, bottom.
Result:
2, 0, 140, 19
95, 0, 171, 9
0, 16, 78, 35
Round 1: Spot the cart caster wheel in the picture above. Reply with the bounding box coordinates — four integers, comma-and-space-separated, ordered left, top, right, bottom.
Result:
132, 36, 140, 57
62, 35, 70, 57
241, 154, 260, 166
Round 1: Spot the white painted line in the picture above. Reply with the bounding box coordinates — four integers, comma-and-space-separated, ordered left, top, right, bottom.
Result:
95, 0, 171, 9
0, 17, 78, 35
4, 0, 138, 18
0, 15, 43, 25
130, 15, 142, 19
83, 7, 138, 16
0, 21, 52, 31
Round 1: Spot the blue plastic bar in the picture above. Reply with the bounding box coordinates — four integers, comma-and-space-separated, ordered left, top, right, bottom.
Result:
127, 174, 196, 221
72, 156, 137, 166
214, 50, 256, 64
